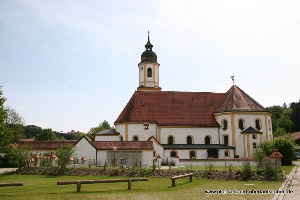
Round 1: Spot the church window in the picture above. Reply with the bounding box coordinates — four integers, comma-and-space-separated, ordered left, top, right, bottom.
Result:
189, 151, 196, 159
147, 68, 152, 77
120, 136, 123, 141
223, 135, 229, 145
153, 151, 156, 157
268, 119, 271, 131
133, 135, 139, 141
168, 135, 174, 144
170, 151, 177, 158
253, 142, 257, 149
222, 119, 228, 130
224, 150, 230, 157
205, 136, 211, 144
238, 119, 245, 130
187, 136, 193, 144
252, 134, 257, 139
255, 119, 261, 130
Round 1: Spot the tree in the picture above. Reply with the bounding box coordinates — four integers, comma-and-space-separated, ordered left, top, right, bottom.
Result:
5, 144, 31, 168
266, 105, 283, 133
87, 120, 112, 141
55, 144, 75, 172
0, 88, 9, 152
74, 132, 85, 140
35, 128, 58, 141
276, 108, 294, 133
274, 127, 286, 137
24, 125, 42, 139
290, 101, 300, 132
5, 106, 25, 143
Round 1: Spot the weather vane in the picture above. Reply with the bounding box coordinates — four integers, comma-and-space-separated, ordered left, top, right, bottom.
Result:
229, 74, 235, 84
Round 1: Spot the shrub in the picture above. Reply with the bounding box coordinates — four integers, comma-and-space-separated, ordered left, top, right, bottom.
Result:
258, 136, 296, 166
261, 158, 281, 181
55, 144, 75, 172
241, 161, 252, 180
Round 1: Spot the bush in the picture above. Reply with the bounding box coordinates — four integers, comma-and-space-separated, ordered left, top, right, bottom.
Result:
258, 136, 296, 166
55, 144, 75, 172
241, 161, 252, 180
261, 158, 281, 181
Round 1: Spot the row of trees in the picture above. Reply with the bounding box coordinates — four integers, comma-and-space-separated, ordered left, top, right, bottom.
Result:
267, 101, 300, 137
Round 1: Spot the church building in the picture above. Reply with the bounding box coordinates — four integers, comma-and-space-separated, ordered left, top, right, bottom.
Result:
95, 33, 273, 164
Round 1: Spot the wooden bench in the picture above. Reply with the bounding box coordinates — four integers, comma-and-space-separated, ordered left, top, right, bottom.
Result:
0, 183, 23, 187
57, 178, 148, 192
171, 173, 193, 187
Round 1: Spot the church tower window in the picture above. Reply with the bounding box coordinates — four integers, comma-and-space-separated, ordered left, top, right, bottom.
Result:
147, 68, 152, 77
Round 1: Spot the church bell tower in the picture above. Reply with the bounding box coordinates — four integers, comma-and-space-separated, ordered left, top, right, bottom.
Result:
137, 32, 161, 91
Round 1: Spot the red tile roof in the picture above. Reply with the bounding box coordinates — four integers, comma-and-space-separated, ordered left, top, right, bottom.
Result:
18, 141, 77, 150
91, 141, 153, 150
18, 139, 153, 151
115, 91, 226, 126
283, 132, 300, 141
217, 85, 266, 112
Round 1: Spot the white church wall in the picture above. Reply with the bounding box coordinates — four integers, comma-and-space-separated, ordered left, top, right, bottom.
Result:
95, 135, 119, 141
234, 113, 268, 158
128, 124, 157, 141
216, 114, 233, 146
159, 127, 219, 144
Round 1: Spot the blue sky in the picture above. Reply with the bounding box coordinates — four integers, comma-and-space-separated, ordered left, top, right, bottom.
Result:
1, 0, 300, 133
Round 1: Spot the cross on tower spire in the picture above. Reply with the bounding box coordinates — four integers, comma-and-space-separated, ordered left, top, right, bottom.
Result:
230, 74, 235, 85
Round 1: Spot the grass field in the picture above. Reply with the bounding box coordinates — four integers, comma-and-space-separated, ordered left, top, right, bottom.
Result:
0, 175, 283, 200
0, 166, 294, 200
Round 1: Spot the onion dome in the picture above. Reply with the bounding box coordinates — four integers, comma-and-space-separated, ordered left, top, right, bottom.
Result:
141, 31, 157, 63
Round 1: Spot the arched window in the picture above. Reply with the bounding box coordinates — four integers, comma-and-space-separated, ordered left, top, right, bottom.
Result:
255, 119, 261, 130
170, 151, 177, 157
120, 136, 123, 141
187, 136, 193, 144
133, 135, 139, 142
168, 136, 174, 144
147, 68, 152, 77
268, 119, 271, 130
224, 150, 230, 157
189, 151, 196, 159
222, 119, 228, 130
239, 119, 245, 130
205, 136, 211, 144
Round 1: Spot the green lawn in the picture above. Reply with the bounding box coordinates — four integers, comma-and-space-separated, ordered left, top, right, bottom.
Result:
0, 173, 288, 200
